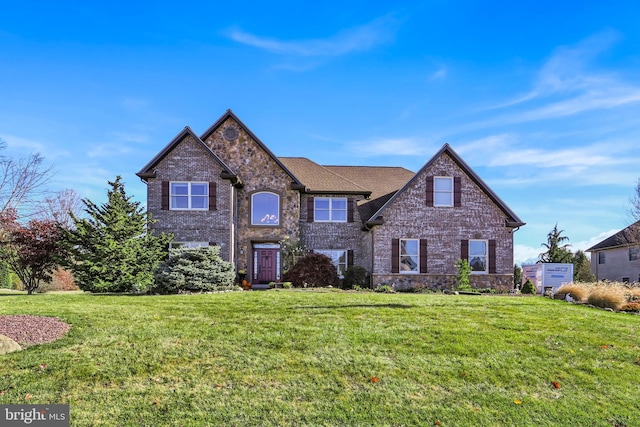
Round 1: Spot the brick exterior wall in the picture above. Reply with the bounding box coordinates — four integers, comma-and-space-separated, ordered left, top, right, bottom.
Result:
299, 194, 369, 269
142, 114, 519, 291
202, 117, 301, 281
145, 134, 233, 260
370, 151, 515, 290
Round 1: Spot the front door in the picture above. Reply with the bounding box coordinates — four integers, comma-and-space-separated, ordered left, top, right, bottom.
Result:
253, 245, 281, 283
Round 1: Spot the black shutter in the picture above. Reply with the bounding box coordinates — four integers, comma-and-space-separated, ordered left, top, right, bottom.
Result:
391, 239, 399, 273
209, 182, 217, 210
425, 176, 434, 207
307, 197, 314, 223
420, 239, 428, 273
461, 240, 469, 261
489, 240, 497, 273
161, 181, 169, 210
347, 198, 354, 222
454, 177, 462, 207
347, 250, 354, 268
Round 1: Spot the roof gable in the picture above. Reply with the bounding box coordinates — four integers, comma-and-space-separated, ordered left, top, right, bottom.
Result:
367, 144, 525, 227
136, 126, 235, 181
587, 221, 640, 251
200, 110, 304, 189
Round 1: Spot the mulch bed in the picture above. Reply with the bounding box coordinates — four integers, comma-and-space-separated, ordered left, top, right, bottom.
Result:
0, 315, 71, 347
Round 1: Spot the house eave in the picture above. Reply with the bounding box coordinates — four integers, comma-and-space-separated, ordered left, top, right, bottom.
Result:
363, 218, 384, 231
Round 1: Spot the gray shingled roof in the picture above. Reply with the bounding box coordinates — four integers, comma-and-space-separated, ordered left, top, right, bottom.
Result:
587, 221, 640, 251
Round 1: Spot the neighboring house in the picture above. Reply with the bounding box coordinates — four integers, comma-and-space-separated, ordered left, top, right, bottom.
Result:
137, 110, 525, 290
587, 222, 640, 283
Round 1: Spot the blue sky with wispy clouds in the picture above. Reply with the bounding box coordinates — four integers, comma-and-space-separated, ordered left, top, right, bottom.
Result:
1, 1, 639, 264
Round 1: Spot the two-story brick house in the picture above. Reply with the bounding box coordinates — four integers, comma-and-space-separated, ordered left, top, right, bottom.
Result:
137, 110, 525, 290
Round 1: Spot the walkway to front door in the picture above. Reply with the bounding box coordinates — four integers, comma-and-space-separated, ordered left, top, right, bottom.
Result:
252, 243, 281, 284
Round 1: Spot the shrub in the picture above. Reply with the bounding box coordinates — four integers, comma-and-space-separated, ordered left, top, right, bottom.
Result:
0, 261, 11, 289
152, 246, 237, 294
557, 283, 591, 302
37, 268, 78, 292
454, 259, 472, 291
284, 253, 339, 288
587, 286, 627, 311
374, 284, 392, 293
342, 265, 368, 289
521, 279, 536, 294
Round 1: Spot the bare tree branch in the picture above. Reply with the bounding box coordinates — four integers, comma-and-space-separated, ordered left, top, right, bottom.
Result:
0, 140, 54, 219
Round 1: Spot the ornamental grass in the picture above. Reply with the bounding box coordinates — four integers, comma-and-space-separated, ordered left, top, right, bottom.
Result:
558, 282, 640, 311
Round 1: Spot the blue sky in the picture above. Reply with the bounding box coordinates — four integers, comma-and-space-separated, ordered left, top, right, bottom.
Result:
2, 1, 640, 265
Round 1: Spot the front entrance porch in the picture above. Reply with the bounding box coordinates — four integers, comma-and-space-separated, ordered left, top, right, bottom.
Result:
252, 243, 281, 284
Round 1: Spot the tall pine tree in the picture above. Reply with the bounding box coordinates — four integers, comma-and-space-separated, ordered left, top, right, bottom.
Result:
61, 176, 171, 293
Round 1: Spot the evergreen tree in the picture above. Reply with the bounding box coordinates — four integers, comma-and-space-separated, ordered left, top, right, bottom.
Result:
573, 250, 596, 282
152, 246, 236, 294
513, 264, 522, 289
61, 176, 171, 293
539, 224, 573, 263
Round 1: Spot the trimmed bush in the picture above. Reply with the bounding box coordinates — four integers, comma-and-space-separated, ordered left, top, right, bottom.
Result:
342, 265, 368, 289
521, 279, 536, 294
152, 246, 237, 294
284, 253, 339, 288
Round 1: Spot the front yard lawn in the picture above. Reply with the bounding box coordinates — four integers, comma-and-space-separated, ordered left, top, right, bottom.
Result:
1, 290, 639, 426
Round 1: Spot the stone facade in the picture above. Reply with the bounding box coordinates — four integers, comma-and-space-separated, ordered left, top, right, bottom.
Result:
201, 117, 301, 279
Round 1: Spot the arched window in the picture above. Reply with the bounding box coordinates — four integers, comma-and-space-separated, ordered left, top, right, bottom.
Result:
251, 192, 280, 226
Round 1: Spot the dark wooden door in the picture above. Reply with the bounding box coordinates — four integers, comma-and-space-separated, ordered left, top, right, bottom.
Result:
256, 249, 279, 283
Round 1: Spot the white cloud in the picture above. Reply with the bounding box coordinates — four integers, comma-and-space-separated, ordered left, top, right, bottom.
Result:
574, 229, 620, 253
224, 14, 398, 57
429, 67, 447, 81
346, 137, 432, 157
0, 133, 71, 160
514, 244, 541, 266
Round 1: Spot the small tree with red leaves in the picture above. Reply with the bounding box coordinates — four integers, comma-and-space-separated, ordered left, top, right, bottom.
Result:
0, 209, 65, 294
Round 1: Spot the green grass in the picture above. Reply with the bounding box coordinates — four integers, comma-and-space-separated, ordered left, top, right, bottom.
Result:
1, 290, 640, 426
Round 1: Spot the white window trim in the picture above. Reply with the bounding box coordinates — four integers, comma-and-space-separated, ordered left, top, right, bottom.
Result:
399, 238, 420, 274
251, 191, 280, 226
434, 176, 454, 207
316, 249, 348, 277
170, 182, 209, 211
314, 197, 348, 223
469, 239, 488, 274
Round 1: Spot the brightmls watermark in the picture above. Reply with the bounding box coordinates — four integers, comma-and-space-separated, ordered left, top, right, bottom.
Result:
1, 405, 69, 426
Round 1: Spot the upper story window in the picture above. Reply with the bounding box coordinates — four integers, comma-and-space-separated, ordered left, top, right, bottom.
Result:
251, 192, 280, 226
434, 177, 453, 207
314, 197, 347, 222
598, 252, 606, 264
469, 239, 488, 273
170, 182, 208, 210
629, 247, 639, 261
